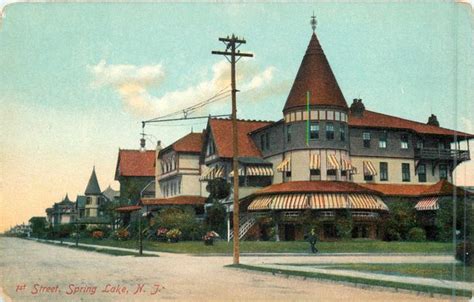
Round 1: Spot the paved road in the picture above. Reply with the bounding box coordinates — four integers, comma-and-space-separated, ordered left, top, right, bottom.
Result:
0, 238, 466, 301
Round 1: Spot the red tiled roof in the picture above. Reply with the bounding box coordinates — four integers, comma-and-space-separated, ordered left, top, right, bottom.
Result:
358, 183, 430, 197
421, 180, 470, 197
209, 118, 272, 158
349, 110, 474, 138
255, 181, 379, 196
115, 149, 155, 179
141, 195, 206, 206
162, 132, 204, 155
284, 33, 348, 112
359, 180, 471, 197
115, 205, 141, 212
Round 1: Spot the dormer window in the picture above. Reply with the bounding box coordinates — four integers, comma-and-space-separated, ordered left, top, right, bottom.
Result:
401, 134, 409, 149
207, 139, 216, 156
379, 131, 387, 149
363, 132, 371, 148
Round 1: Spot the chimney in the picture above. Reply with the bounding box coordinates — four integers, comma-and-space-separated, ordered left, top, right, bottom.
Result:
350, 98, 365, 117
427, 114, 439, 127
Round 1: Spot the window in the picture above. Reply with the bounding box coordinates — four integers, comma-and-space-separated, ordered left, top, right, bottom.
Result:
402, 163, 410, 182
439, 164, 448, 180
310, 169, 320, 181
380, 162, 388, 181
86, 197, 91, 205
340, 126, 346, 142
207, 140, 216, 156
379, 131, 387, 149
260, 134, 265, 150
416, 140, 424, 149
265, 133, 270, 150
286, 125, 292, 143
326, 123, 334, 140
401, 134, 409, 149
363, 132, 371, 148
284, 171, 292, 182
310, 123, 319, 139
364, 175, 373, 181
417, 164, 426, 183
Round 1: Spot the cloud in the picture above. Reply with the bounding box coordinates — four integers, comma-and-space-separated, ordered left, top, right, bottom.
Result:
89, 59, 284, 118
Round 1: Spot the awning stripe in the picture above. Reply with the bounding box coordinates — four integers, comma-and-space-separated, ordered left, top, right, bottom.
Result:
341, 158, 353, 171
327, 154, 340, 170
200, 165, 225, 181
415, 197, 439, 211
347, 194, 388, 210
277, 157, 291, 172
246, 166, 274, 176
228, 168, 245, 177
310, 154, 321, 170
363, 161, 378, 176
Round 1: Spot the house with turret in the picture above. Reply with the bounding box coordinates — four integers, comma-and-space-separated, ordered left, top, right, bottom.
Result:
139, 18, 473, 241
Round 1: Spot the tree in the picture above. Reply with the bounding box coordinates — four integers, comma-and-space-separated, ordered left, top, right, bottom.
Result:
206, 179, 231, 202
384, 200, 417, 241
29, 217, 47, 238
435, 196, 473, 242
205, 202, 227, 237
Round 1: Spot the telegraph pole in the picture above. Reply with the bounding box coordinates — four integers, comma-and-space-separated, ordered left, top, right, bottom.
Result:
212, 34, 253, 265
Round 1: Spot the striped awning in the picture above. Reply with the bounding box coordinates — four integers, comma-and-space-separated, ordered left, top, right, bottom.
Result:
228, 168, 245, 177
415, 197, 439, 211
327, 154, 340, 170
248, 195, 272, 210
277, 157, 291, 172
247, 166, 274, 176
310, 194, 347, 209
249, 193, 389, 211
348, 194, 388, 210
269, 194, 309, 210
310, 154, 320, 170
200, 165, 224, 181
363, 161, 377, 176
341, 158, 353, 171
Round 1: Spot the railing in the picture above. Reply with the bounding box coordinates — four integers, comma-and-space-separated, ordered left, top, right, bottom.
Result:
415, 148, 470, 161
352, 211, 380, 218
229, 214, 257, 240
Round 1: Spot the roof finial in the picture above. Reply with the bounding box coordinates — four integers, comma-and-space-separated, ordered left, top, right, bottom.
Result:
310, 12, 317, 33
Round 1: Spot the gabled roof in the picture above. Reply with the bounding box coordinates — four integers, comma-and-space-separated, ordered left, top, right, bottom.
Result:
85, 168, 101, 195
115, 149, 156, 179
208, 118, 272, 159
159, 132, 204, 157
141, 195, 206, 206
283, 33, 348, 112
255, 181, 379, 196
349, 110, 474, 139
102, 185, 120, 201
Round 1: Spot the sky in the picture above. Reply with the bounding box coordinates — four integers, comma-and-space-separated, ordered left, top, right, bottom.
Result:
0, 2, 473, 232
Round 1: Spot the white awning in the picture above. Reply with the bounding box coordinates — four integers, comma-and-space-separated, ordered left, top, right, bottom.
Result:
310, 154, 320, 170
327, 154, 340, 170
348, 194, 388, 210
415, 197, 439, 211
270, 194, 309, 210
200, 165, 225, 181
247, 166, 274, 176
228, 168, 245, 177
363, 161, 377, 176
276, 157, 291, 172
341, 158, 354, 171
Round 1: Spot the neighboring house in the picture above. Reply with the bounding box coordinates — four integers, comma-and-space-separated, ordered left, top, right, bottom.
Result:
45, 194, 76, 226
102, 185, 120, 202
140, 22, 473, 241
115, 149, 155, 202
141, 132, 208, 215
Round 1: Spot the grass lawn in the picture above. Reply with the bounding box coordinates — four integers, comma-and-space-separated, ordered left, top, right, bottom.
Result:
62, 238, 453, 254
228, 264, 473, 298
317, 263, 473, 283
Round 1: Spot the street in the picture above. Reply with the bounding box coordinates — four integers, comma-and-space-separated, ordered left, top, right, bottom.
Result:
0, 237, 461, 301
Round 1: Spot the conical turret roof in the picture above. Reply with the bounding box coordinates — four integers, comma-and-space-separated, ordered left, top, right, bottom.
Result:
283, 32, 347, 112
85, 167, 101, 195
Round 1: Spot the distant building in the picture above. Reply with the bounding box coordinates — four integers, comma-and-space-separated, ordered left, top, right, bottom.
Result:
115, 149, 155, 202
45, 194, 76, 226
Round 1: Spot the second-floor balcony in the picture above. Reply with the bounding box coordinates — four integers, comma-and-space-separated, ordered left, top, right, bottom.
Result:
415, 148, 470, 162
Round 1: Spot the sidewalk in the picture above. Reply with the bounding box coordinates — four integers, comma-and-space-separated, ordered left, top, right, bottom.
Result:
255, 263, 474, 292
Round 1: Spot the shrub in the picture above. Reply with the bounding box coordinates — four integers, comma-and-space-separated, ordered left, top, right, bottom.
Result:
155, 207, 203, 240
383, 200, 417, 241
166, 229, 182, 242
92, 230, 104, 239
456, 241, 473, 266
407, 227, 426, 242
112, 229, 130, 240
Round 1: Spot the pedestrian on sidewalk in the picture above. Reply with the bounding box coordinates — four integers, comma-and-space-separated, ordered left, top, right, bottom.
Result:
307, 229, 318, 254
